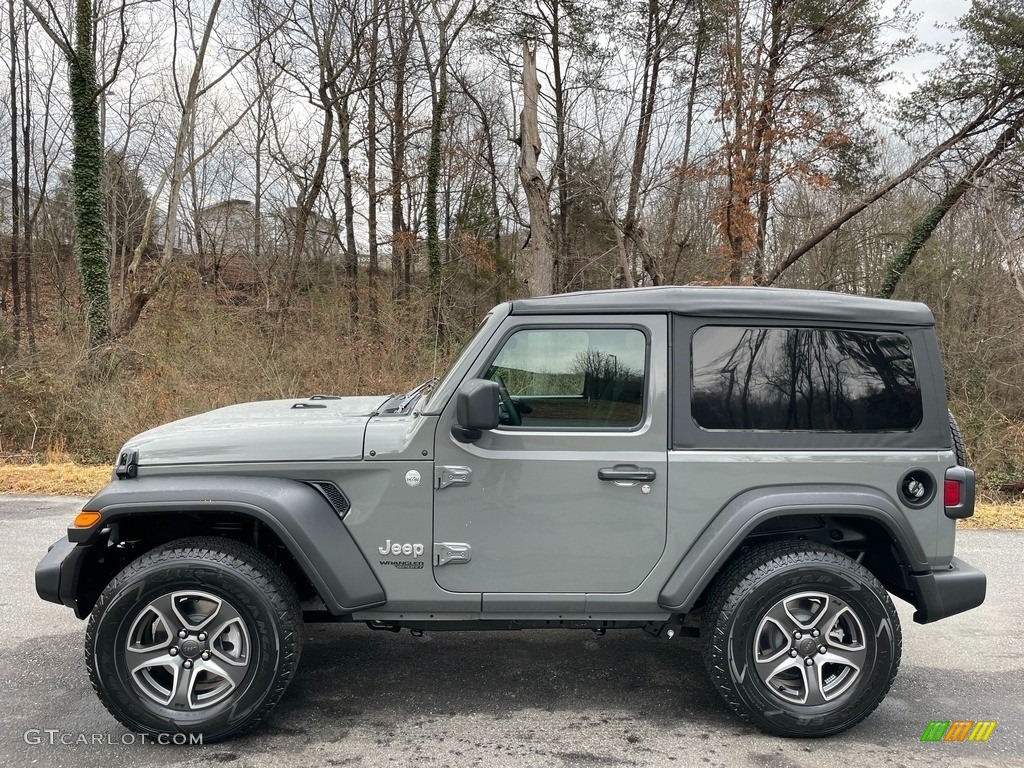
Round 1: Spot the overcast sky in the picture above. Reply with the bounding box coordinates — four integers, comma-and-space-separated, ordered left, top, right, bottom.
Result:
888, 0, 970, 94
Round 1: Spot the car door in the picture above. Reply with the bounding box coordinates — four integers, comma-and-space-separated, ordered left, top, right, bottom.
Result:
432, 315, 668, 607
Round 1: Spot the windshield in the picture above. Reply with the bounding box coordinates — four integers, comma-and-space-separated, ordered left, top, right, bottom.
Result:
421, 307, 506, 414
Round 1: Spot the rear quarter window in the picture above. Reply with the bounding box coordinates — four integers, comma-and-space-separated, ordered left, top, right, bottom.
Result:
691, 326, 923, 432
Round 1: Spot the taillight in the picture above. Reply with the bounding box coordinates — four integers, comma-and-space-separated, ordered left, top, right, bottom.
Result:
944, 479, 961, 507
944, 466, 974, 519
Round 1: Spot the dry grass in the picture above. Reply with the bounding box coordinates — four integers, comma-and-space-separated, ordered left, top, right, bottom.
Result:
0, 463, 110, 497
0, 279, 456, 465
1, 462, 1022, 530
960, 500, 1024, 530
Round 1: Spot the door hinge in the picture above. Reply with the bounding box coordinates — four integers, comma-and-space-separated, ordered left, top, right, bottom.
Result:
435, 465, 471, 490
434, 542, 472, 566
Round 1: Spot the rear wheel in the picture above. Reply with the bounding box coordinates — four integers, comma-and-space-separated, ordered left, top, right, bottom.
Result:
86, 537, 302, 741
701, 541, 901, 737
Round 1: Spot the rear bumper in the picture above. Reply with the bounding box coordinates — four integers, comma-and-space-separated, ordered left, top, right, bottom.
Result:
910, 556, 986, 624
35, 536, 89, 618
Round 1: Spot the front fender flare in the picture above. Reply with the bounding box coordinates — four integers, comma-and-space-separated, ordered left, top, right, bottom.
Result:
658, 485, 926, 613
75, 475, 386, 614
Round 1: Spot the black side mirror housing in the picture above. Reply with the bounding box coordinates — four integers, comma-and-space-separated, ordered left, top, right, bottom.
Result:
452, 379, 500, 442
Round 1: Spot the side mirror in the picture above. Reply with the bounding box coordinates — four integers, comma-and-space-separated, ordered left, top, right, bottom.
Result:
452, 379, 500, 442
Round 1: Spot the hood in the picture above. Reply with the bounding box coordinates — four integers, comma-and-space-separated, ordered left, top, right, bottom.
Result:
123, 395, 390, 465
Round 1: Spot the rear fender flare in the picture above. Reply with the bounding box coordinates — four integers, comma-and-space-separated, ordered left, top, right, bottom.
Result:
658, 485, 926, 612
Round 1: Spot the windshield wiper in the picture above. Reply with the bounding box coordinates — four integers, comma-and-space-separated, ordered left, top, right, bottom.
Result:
382, 377, 439, 414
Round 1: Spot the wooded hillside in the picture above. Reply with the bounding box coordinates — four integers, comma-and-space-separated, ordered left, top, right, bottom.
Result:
0, 0, 1022, 494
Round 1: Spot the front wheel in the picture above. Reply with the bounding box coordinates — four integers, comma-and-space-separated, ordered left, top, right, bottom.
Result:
701, 541, 901, 737
86, 537, 302, 741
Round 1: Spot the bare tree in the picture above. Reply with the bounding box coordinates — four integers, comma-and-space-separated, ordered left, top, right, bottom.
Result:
616, 0, 692, 287
24, 0, 136, 347
517, 41, 555, 296
412, 0, 476, 320
8, 0, 24, 347
118, 0, 289, 336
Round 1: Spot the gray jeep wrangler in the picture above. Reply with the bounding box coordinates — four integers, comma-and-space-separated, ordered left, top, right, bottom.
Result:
36, 286, 985, 740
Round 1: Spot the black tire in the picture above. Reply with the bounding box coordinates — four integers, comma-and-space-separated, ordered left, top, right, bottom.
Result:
86, 537, 302, 742
949, 410, 966, 466
701, 541, 901, 737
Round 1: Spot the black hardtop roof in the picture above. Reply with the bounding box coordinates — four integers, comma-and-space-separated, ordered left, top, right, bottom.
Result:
511, 286, 934, 326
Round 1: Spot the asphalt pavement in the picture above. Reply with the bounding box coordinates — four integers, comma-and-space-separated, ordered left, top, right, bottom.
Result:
0, 495, 1020, 768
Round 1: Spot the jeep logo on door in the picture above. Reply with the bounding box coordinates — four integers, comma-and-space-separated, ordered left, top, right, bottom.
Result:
378, 540, 424, 558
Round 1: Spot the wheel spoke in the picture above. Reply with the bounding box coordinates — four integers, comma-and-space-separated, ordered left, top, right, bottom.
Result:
784, 593, 830, 630
207, 599, 243, 636
762, 600, 798, 634
827, 606, 866, 645
209, 603, 251, 667
145, 594, 185, 636
127, 646, 176, 670
806, 595, 847, 633
168, 664, 195, 709
821, 644, 867, 672
199, 656, 247, 690
803, 664, 828, 706
754, 616, 792, 663
170, 591, 223, 631
755, 653, 802, 683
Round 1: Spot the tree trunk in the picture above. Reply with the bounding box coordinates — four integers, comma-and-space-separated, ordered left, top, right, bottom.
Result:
281, 91, 334, 317
388, 7, 411, 297
20, 0, 34, 350
550, 0, 572, 291
622, 0, 668, 287
722, 2, 750, 284
8, 0, 22, 347
662, 9, 705, 281
425, 73, 446, 311
254, 95, 264, 303
750, 0, 784, 283
878, 115, 1024, 299
117, 0, 225, 337
69, 0, 110, 347
340, 97, 359, 326
457, 75, 503, 300
366, 0, 380, 316
517, 42, 555, 297
758, 107, 1004, 286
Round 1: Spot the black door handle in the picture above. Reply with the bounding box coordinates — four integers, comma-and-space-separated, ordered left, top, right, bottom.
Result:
598, 464, 656, 482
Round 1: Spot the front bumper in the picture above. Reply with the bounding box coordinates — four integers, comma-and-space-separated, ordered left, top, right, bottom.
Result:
35, 536, 90, 618
909, 556, 986, 624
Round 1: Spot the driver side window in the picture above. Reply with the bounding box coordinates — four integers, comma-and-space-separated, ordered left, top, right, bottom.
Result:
485, 328, 647, 429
